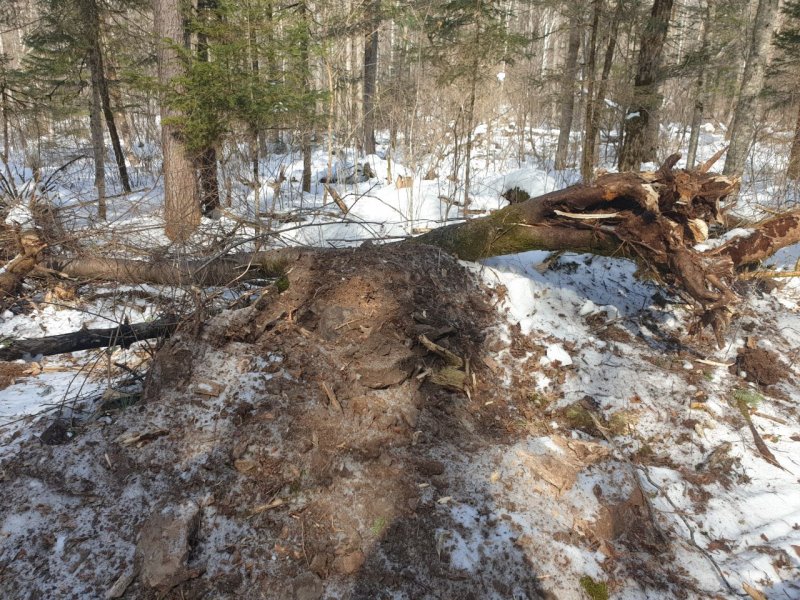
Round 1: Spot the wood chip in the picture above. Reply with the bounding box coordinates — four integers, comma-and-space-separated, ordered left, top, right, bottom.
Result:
418, 334, 463, 367
320, 382, 342, 412
553, 209, 619, 220
115, 429, 169, 448
742, 582, 767, 600
250, 498, 284, 516
694, 359, 734, 367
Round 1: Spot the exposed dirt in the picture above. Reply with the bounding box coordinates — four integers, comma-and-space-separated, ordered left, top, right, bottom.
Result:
0, 244, 546, 599
3, 243, 790, 599
734, 346, 785, 386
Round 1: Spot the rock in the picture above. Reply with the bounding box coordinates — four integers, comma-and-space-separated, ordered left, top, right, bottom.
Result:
292, 572, 323, 600
135, 501, 200, 591
332, 550, 365, 575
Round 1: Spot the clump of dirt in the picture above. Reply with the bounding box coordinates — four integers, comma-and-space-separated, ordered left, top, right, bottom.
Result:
733, 346, 785, 386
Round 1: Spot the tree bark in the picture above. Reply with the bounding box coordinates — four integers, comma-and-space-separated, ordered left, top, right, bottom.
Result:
196, 0, 221, 214
686, 3, 711, 170
363, 0, 379, 155
0, 319, 179, 361
554, 12, 582, 171
581, 0, 602, 182
786, 102, 800, 180
618, 0, 674, 171
87, 43, 107, 220
300, 1, 312, 193
723, 0, 780, 178
154, 0, 202, 242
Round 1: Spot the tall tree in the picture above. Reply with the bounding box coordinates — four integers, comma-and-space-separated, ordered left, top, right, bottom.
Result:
195, 0, 221, 214
771, 0, 800, 179
363, 0, 379, 155
723, 0, 780, 178
154, 0, 201, 241
582, 0, 624, 182
554, 10, 582, 171
684, 2, 712, 170
618, 0, 674, 171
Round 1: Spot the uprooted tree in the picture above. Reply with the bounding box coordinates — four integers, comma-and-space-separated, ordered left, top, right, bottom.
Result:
3, 150, 800, 356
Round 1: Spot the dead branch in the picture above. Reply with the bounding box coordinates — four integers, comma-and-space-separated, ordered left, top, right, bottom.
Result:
0, 318, 178, 361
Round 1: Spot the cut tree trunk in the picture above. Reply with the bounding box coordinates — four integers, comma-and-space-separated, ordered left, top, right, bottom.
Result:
0, 318, 178, 361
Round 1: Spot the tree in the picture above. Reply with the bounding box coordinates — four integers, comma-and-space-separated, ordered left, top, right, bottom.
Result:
722, 0, 780, 178
618, 0, 674, 171
554, 9, 582, 171
775, 0, 800, 180
685, 1, 712, 170
19, 0, 134, 217
363, 0, 380, 155
422, 0, 526, 209
154, 0, 201, 241
581, 0, 625, 182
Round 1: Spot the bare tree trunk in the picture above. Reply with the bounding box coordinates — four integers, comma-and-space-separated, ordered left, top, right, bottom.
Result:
196, 0, 220, 214
300, 1, 312, 193
583, 0, 624, 181
81, 0, 131, 194
618, 0, 674, 171
154, 0, 201, 241
1, 80, 10, 166
554, 13, 582, 170
580, 1, 602, 181
787, 102, 800, 180
723, 0, 780, 178
686, 2, 711, 170
87, 45, 107, 220
363, 0, 379, 155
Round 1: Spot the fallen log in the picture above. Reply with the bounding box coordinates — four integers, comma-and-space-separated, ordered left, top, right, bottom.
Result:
46, 247, 311, 287
0, 318, 178, 361
9, 152, 800, 346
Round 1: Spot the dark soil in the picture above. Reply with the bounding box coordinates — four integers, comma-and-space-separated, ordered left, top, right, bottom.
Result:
734, 346, 785, 386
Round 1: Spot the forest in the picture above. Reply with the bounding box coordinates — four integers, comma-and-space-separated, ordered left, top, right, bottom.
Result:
0, 0, 799, 598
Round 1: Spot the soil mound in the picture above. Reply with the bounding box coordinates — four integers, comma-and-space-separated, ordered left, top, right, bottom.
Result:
0, 244, 538, 599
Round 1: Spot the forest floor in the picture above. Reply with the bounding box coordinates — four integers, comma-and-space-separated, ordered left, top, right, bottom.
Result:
1, 126, 800, 599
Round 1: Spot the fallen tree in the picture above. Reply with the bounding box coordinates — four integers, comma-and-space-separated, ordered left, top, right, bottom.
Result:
4, 151, 800, 347
0, 318, 179, 361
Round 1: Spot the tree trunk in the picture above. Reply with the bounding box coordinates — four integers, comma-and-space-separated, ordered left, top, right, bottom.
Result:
82, 0, 131, 194
787, 102, 800, 180
196, 0, 221, 214
87, 45, 107, 220
363, 0, 379, 155
554, 13, 582, 171
300, 1, 313, 194
618, 0, 674, 171
198, 146, 220, 214
580, 1, 602, 181
723, 0, 780, 178
154, 0, 201, 242
686, 3, 711, 170
1, 80, 10, 166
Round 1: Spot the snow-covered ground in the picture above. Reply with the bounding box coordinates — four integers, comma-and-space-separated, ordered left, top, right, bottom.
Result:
1, 121, 799, 598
